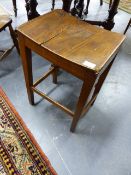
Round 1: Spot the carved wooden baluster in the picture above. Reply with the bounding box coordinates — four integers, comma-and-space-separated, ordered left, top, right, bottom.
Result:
71, 0, 79, 16
12, 0, 17, 17
104, 0, 120, 30
24, 0, 73, 19
71, 0, 84, 18
24, 0, 119, 30
83, 0, 90, 15
62, 0, 73, 12
84, 0, 120, 30
25, 0, 40, 20
51, 0, 55, 10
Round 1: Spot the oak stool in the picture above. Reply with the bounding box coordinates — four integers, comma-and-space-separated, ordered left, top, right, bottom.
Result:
17, 10, 125, 132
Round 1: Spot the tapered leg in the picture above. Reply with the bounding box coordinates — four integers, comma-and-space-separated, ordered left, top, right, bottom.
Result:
18, 34, 34, 105
71, 76, 96, 132
124, 18, 131, 34
51, 65, 59, 84
8, 22, 19, 54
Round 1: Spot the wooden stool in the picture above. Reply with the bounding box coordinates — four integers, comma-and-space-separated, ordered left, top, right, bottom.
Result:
0, 16, 19, 60
17, 10, 125, 132
124, 18, 131, 34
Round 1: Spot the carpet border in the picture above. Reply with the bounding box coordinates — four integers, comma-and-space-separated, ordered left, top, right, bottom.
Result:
0, 87, 57, 175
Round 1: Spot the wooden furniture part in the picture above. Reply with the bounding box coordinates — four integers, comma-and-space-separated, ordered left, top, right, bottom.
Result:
84, 0, 103, 15
0, 16, 19, 60
124, 18, 131, 34
71, 0, 120, 29
25, 0, 40, 20
17, 9, 125, 132
52, 0, 55, 10
84, 0, 112, 15
12, 0, 17, 17
24, 0, 120, 30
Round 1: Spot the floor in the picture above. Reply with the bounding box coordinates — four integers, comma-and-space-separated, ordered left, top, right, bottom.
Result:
0, 0, 131, 175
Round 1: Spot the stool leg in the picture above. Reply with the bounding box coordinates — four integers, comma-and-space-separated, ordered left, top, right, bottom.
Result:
124, 18, 131, 34
70, 76, 96, 132
100, 0, 103, 6
18, 35, 34, 105
8, 23, 20, 54
51, 65, 59, 84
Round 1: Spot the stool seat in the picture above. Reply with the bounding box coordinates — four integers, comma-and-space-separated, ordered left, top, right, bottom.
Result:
18, 10, 124, 73
0, 16, 11, 30
17, 9, 125, 132
0, 5, 11, 30
0, 5, 19, 60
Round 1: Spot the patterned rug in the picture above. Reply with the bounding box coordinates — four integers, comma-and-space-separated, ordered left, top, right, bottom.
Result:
104, 0, 131, 14
0, 87, 57, 175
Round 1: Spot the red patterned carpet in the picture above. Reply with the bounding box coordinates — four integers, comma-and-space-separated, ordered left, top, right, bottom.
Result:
0, 87, 57, 175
